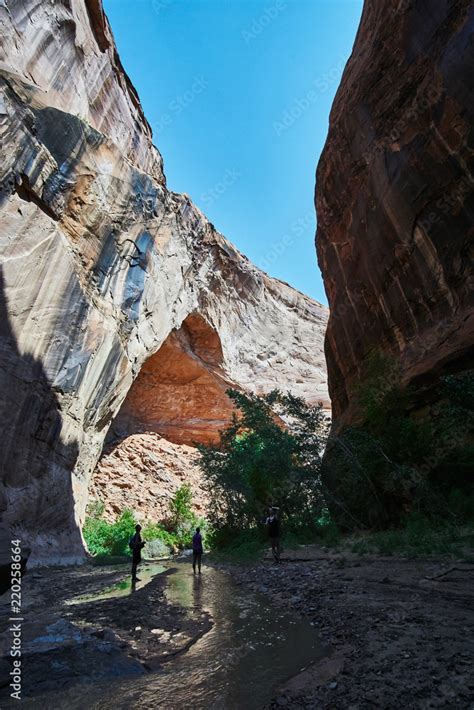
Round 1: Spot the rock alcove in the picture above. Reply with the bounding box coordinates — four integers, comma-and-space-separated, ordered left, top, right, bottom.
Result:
107, 313, 235, 447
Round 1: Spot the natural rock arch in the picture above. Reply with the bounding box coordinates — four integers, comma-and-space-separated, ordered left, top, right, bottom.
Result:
0, 0, 329, 563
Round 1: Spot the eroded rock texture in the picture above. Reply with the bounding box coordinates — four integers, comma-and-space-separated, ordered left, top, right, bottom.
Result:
316, 0, 474, 427
0, 0, 328, 561
89, 433, 206, 524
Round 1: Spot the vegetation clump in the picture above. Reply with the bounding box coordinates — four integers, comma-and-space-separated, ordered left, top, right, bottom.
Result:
83, 484, 204, 558
84, 369, 473, 561
322, 352, 474, 531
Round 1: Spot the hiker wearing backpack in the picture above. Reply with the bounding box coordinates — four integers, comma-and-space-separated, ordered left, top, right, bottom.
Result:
129, 524, 146, 582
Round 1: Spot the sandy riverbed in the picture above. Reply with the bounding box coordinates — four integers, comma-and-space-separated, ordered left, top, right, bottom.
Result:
0, 549, 472, 708
219, 547, 474, 708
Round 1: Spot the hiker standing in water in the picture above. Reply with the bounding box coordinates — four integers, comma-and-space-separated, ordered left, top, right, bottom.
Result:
192, 527, 203, 574
266, 507, 280, 563
130, 524, 146, 582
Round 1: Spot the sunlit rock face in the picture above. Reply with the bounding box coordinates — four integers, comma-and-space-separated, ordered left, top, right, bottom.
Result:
316, 0, 474, 428
90, 433, 207, 524
0, 0, 328, 561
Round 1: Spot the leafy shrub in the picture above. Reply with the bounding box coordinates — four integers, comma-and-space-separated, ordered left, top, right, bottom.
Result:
83, 508, 136, 557
351, 512, 474, 558
448, 487, 474, 520
82, 516, 111, 557
86, 499, 105, 518
161, 484, 205, 548
169, 484, 194, 528
207, 527, 266, 561
322, 428, 426, 529
83, 485, 205, 557
314, 515, 342, 546
142, 522, 178, 549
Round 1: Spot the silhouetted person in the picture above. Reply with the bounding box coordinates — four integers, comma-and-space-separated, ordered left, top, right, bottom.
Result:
265, 507, 280, 562
130, 524, 145, 582
192, 527, 203, 574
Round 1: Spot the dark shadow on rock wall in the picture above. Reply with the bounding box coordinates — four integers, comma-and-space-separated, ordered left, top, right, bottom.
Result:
0, 267, 80, 567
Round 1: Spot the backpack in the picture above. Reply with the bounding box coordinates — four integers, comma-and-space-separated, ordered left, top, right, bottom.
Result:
129, 535, 135, 551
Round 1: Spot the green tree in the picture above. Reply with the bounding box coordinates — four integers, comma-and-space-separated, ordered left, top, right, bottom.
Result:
197, 389, 330, 544
169, 484, 194, 528
83, 507, 136, 556
166, 484, 204, 548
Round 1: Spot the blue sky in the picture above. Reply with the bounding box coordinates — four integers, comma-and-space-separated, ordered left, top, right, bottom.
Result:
103, 0, 363, 305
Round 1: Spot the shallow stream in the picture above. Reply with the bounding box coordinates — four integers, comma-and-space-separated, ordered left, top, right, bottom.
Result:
28, 562, 325, 709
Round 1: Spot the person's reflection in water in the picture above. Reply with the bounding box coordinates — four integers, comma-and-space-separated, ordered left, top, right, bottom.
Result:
193, 573, 203, 610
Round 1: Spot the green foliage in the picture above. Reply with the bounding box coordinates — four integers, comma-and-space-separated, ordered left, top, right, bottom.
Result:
448, 487, 474, 520
197, 389, 330, 547
442, 373, 474, 412
83, 508, 136, 557
86, 499, 105, 518
83, 484, 206, 558
427, 373, 474, 490
354, 352, 432, 464
323, 428, 426, 529
324, 354, 474, 530
313, 514, 342, 546
207, 528, 266, 562
350, 512, 474, 558
163, 484, 206, 549
169, 484, 194, 528
142, 522, 179, 550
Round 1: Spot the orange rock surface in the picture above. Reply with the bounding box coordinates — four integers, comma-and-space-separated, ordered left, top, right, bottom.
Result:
109, 314, 236, 445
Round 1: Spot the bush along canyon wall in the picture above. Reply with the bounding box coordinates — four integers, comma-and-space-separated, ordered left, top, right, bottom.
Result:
0, 0, 329, 562
316, 0, 474, 529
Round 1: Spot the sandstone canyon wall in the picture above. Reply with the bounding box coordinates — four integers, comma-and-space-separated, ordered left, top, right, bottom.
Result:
316, 1, 473, 517
0, 0, 328, 562
317, 0, 473, 422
